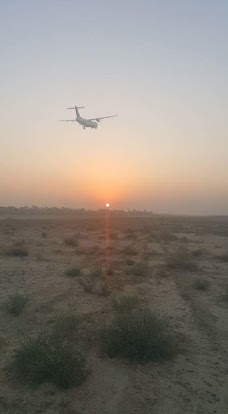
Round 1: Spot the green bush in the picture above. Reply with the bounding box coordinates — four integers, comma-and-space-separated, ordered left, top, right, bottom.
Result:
131, 261, 148, 276
50, 312, 80, 339
126, 258, 135, 266
66, 266, 82, 277
101, 308, 178, 361
5, 294, 28, 316
192, 249, 203, 257
192, 277, 210, 291
13, 315, 89, 388
63, 236, 79, 247
4, 246, 28, 257
112, 293, 139, 313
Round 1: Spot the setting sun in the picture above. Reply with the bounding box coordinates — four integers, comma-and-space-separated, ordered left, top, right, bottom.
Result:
106, 203, 110, 208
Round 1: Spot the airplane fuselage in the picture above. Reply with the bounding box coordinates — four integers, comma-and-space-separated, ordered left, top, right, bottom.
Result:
76, 116, 97, 129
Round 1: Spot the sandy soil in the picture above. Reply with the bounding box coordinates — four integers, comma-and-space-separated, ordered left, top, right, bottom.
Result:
0, 214, 227, 414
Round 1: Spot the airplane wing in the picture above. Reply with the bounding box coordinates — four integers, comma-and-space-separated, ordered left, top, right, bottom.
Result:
59, 120, 76, 122
88, 115, 117, 122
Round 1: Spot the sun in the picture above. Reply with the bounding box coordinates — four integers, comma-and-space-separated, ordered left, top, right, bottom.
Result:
106, 203, 110, 208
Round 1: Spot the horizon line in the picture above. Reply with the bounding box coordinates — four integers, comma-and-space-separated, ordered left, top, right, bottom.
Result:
0, 205, 227, 218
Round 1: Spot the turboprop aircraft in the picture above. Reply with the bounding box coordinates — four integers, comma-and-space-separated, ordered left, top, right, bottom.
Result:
60, 106, 117, 129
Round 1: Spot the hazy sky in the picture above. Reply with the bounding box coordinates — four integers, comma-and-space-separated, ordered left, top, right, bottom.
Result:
1, 0, 228, 214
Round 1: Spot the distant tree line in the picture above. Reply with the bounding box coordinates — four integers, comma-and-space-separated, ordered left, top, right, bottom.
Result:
0, 206, 154, 217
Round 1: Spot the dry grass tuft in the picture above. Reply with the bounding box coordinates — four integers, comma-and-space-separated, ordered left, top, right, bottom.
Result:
65, 266, 82, 277
112, 293, 140, 313
192, 277, 210, 291
3, 245, 29, 257
5, 293, 28, 316
63, 236, 79, 247
217, 252, 228, 262
122, 245, 138, 256
166, 247, 198, 272
131, 261, 149, 277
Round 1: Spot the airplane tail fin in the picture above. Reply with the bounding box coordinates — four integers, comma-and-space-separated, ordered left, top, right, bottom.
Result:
67, 106, 85, 118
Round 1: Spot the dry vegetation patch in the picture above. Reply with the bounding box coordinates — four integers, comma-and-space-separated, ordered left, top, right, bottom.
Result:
166, 247, 198, 272
12, 313, 89, 389
63, 235, 79, 247
4, 293, 28, 316
131, 261, 149, 277
217, 252, 228, 262
192, 277, 210, 291
65, 266, 82, 277
122, 245, 138, 256
0, 214, 227, 413
112, 293, 140, 313
2, 244, 29, 257
100, 306, 179, 362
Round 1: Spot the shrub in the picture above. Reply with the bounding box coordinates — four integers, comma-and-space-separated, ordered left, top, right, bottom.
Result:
122, 245, 138, 256
154, 231, 178, 242
218, 252, 228, 262
64, 236, 79, 247
156, 265, 168, 278
96, 280, 109, 297
131, 261, 148, 276
5, 294, 28, 316
141, 224, 152, 234
41, 232, 47, 238
89, 265, 102, 279
222, 286, 228, 302
166, 247, 198, 272
65, 266, 82, 277
35, 250, 45, 261
101, 308, 178, 361
79, 266, 103, 293
112, 293, 139, 313
124, 231, 137, 240
4, 245, 28, 257
192, 249, 203, 257
126, 258, 135, 266
110, 231, 118, 240
13, 330, 89, 388
50, 312, 80, 339
125, 232, 138, 240
79, 276, 95, 293
14, 239, 26, 247
192, 277, 210, 291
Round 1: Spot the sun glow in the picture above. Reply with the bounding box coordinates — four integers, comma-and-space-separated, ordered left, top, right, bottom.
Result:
106, 203, 110, 208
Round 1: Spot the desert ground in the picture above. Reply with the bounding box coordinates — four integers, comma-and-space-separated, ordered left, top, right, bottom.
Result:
0, 212, 227, 414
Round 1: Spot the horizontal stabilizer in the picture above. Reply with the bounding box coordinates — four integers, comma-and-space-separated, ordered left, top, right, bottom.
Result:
67, 106, 85, 110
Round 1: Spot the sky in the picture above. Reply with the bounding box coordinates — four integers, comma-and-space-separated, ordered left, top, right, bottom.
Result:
0, 0, 228, 215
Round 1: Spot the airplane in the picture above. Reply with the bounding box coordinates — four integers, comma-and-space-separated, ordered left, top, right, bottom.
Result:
60, 106, 117, 129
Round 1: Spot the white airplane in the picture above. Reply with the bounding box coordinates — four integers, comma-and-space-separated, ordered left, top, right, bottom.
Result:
60, 106, 117, 129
